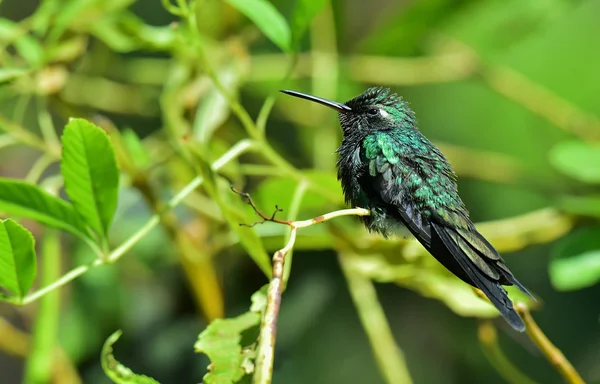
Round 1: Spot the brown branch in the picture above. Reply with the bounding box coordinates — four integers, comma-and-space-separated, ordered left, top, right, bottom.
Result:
233, 188, 370, 384
232, 186, 289, 226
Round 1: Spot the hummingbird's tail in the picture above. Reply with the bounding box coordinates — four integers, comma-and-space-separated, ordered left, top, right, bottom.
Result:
429, 222, 532, 332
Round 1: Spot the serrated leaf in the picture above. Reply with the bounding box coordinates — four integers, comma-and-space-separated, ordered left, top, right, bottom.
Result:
0, 178, 88, 237
225, 0, 291, 52
0, 219, 36, 299
101, 330, 160, 384
550, 227, 600, 291
291, 0, 328, 44
61, 118, 120, 238
195, 286, 266, 384
549, 140, 600, 183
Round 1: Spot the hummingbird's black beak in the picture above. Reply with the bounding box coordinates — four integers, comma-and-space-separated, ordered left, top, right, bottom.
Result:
280, 90, 352, 113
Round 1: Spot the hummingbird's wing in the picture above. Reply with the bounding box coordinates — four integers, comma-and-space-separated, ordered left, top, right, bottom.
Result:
365, 153, 532, 332
430, 222, 527, 331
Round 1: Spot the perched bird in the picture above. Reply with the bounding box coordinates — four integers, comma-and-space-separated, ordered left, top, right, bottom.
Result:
281, 87, 534, 332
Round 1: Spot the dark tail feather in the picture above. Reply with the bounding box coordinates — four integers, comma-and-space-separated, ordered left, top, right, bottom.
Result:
431, 223, 526, 332
463, 228, 536, 301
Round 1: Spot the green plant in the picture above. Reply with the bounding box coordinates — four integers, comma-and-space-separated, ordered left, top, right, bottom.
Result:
0, 0, 598, 383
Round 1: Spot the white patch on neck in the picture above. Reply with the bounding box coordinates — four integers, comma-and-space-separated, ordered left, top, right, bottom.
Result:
379, 109, 390, 118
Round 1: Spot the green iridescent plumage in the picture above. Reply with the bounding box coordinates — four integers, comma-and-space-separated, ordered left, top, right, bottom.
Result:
281, 87, 534, 332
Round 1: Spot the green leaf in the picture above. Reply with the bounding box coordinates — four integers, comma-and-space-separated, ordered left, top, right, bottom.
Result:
224, 0, 291, 52
558, 195, 600, 218
195, 286, 267, 384
291, 0, 328, 44
0, 19, 20, 41
0, 68, 28, 83
61, 118, 120, 238
550, 227, 600, 291
14, 34, 45, 67
0, 219, 37, 299
101, 330, 160, 384
549, 140, 600, 183
0, 178, 88, 237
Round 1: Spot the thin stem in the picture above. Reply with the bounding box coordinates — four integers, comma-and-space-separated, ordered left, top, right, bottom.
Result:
256, 95, 276, 137
21, 260, 102, 305
0, 115, 55, 155
514, 302, 585, 384
37, 96, 61, 152
478, 321, 539, 384
24, 230, 63, 383
282, 181, 308, 287
339, 252, 414, 384
25, 153, 56, 183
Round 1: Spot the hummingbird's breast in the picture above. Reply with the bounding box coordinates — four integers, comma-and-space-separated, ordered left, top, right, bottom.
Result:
336, 138, 407, 236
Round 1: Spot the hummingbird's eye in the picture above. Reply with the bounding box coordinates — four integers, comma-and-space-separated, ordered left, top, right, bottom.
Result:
367, 108, 379, 116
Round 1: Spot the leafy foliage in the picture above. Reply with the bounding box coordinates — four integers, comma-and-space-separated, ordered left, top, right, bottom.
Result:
0, 0, 597, 383
550, 227, 600, 291
101, 330, 160, 384
0, 219, 36, 299
61, 118, 120, 239
0, 178, 87, 237
549, 140, 600, 183
195, 286, 267, 384
224, 0, 291, 52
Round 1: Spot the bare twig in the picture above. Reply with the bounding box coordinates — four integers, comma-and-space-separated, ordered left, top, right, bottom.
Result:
234, 189, 370, 384
233, 187, 287, 227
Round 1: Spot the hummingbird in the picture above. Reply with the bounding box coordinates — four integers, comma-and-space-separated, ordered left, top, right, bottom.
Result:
280, 87, 534, 332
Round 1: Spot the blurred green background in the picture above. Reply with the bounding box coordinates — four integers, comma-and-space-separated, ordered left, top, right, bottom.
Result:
0, 0, 599, 383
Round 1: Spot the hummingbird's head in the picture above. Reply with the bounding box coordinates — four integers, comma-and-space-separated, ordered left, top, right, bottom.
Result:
280, 87, 416, 138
